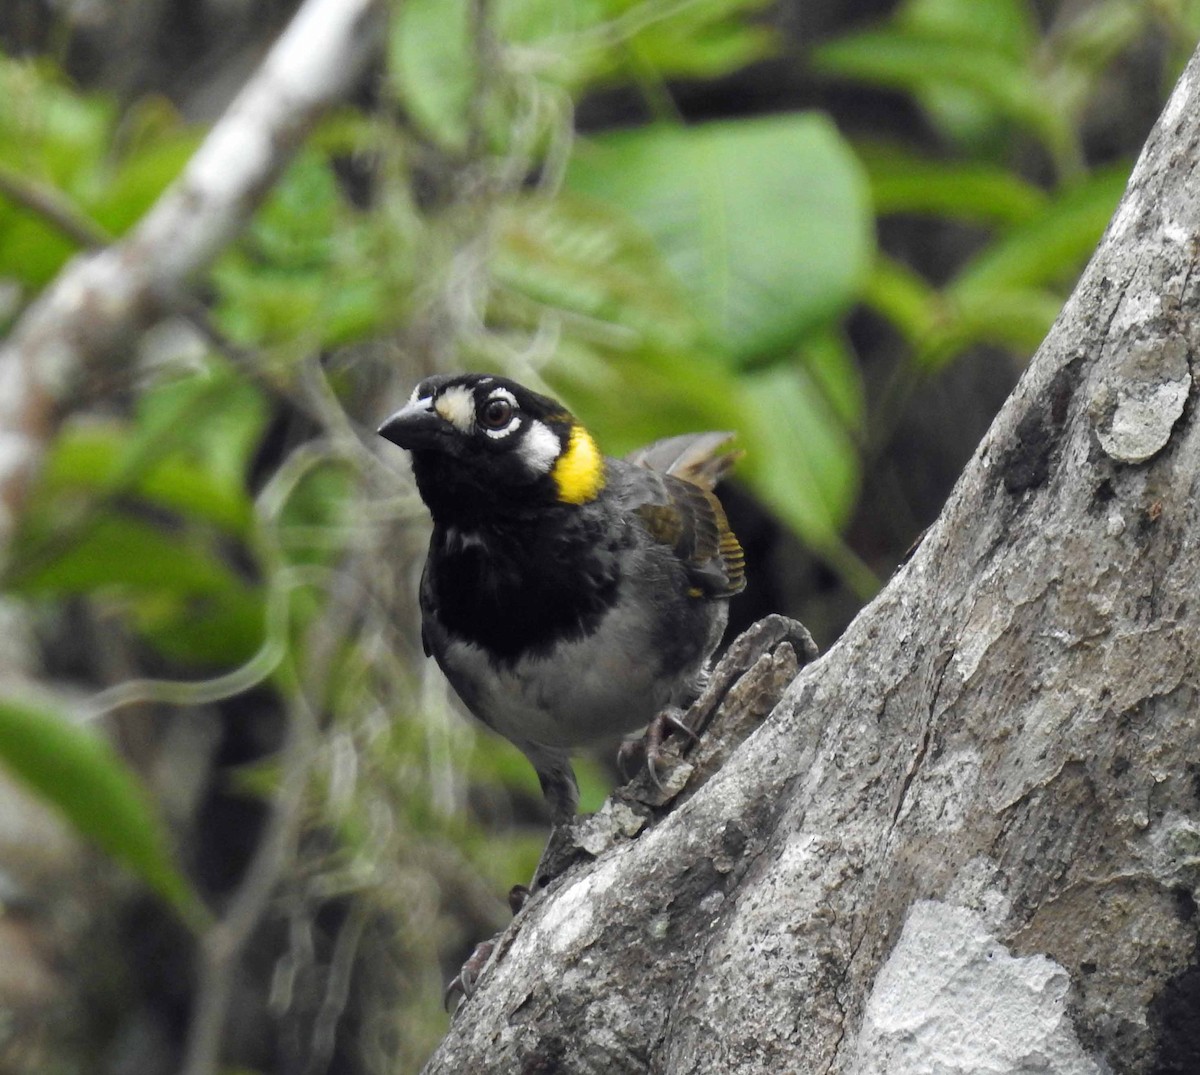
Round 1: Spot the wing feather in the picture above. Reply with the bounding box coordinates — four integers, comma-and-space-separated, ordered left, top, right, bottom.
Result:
623, 434, 746, 599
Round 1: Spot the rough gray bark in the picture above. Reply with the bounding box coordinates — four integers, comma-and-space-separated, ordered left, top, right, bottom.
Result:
423, 46, 1200, 1075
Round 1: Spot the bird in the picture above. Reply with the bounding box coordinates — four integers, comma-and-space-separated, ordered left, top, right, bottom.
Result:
377, 372, 745, 843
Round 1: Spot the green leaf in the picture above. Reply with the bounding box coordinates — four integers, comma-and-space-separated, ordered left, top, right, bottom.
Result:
490, 192, 701, 352
44, 424, 254, 537
388, 0, 775, 152
858, 142, 1046, 226
915, 288, 1065, 372
794, 328, 865, 434
12, 513, 249, 597
866, 257, 1064, 372
738, 362, 861, 549
566, 113, 873, 363
0, 697, 206, 926
131, 587, 266, 667
812, 28, 1038, 121
92, 134, 198, 235
390, 0, 598, 154
389, 0, 473, 149
615, 0, 778, 81
134, 367, 269, 497
811, 19, 1069, 159
950, 164, 1129, 296
900, 0, 1038, 62
863, 254, 944, 343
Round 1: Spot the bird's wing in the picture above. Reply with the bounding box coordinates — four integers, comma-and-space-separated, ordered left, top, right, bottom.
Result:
623, 431, 741, 491
617, 436, 746, 599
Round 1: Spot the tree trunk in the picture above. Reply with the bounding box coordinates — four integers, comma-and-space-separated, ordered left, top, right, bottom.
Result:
422, 46, 1200, 1075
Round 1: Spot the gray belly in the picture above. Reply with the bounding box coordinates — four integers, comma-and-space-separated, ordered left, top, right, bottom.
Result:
432, 591, 727, 752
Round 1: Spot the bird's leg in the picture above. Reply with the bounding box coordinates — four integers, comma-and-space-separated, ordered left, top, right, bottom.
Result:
530, 756, 581, 889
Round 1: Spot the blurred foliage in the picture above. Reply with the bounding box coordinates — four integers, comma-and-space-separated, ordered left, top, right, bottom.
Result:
0, 696, 206, 925
1, 0, 1198, 1070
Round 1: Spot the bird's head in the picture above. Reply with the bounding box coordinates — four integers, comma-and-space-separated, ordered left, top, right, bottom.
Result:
378, 373, 605, 522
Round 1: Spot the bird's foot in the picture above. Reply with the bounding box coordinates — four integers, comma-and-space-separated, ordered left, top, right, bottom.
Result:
443, 884, 534, 1014
444, 938, 495, 1014
618, 615, 819, 807
618, 705, 698, 790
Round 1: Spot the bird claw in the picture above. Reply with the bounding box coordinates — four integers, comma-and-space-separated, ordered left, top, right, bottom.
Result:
444, 939, 496, 1014
621, 705, 699, 791
644, 705, 699, 788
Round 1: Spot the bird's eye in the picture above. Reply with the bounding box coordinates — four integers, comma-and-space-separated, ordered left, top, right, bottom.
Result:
480, 398, 514, 430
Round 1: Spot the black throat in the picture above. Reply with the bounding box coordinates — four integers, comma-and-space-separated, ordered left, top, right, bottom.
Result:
423, 506, 624, 662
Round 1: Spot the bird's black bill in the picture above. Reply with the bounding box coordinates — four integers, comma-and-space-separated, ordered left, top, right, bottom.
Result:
378, 402, 447, 450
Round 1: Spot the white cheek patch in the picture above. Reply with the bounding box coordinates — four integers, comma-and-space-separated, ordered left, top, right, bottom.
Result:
518, 418, 562, 474
434, 385, 475, 432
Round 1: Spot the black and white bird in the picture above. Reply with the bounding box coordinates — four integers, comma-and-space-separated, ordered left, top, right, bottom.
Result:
378, 372, 745, 834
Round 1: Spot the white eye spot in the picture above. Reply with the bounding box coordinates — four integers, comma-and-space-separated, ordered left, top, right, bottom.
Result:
518, 419, 561, 474
484, 416, 521, 439
434, 385, 475, 432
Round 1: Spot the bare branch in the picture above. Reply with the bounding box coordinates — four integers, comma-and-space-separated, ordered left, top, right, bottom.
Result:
0, 0, 386, 564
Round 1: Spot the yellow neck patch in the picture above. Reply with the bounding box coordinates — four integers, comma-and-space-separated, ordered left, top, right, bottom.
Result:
552, 423, 605, 504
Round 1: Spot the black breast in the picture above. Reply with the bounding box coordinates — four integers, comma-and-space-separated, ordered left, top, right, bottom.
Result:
422, 507, 625, 663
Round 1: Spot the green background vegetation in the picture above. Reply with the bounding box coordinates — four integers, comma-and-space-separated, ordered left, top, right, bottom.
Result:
0, 0, 1197, 1071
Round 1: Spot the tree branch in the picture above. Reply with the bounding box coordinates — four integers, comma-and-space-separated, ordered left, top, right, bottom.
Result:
0, 0, 386, 566
423, 45, 1200, 1075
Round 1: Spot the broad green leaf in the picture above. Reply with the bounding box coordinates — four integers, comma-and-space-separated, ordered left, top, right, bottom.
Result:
738, 363, 861, 549
389, 0, 475, 151
12, 513, 251, 597
950, 164, 1129, 296
858, 142, 1046, 226
490, 192, 700, 352
900, 0, 1037, 62
0, 698, 205, 926
44, 424, 254, 537
794, 329, 865, 434
566, 114, 873, 363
